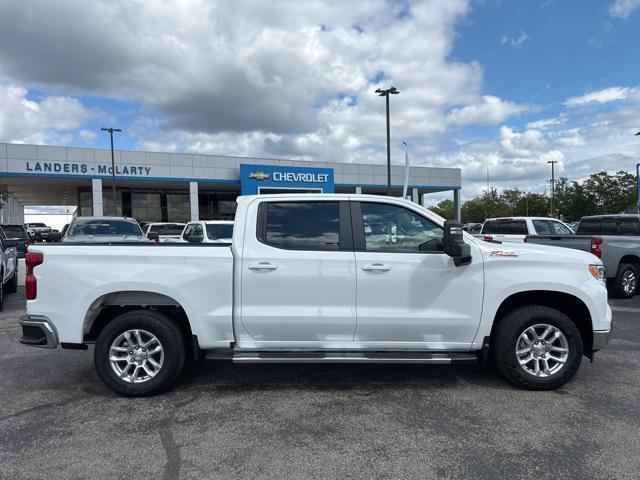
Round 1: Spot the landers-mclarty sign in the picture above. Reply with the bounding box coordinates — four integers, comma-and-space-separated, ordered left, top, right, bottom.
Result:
25, 161, 151, 176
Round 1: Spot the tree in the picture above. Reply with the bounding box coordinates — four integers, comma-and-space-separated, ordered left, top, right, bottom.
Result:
429, 199, 454, 219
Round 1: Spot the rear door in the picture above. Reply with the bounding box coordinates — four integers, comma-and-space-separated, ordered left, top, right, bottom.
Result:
352, 201, 484, 349
239, 200, 357, 347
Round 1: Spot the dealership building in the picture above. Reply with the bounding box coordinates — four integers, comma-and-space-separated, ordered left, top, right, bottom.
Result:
0, 142, 462, 224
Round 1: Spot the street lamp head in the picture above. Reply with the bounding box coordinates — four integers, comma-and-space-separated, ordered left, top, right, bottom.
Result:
375, 86, 400, 96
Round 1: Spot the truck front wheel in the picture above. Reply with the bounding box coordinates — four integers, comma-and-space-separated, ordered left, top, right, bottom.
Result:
94, 310, 186, 396
492, 306, 583, 390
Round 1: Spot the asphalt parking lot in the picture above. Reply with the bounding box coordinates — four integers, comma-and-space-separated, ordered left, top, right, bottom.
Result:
0, 289, 638, 480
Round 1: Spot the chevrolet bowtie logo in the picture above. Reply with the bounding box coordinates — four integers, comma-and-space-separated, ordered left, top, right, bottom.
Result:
249, 171, 270, 180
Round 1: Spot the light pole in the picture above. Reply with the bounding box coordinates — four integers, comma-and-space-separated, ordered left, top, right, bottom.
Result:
101, 127, 121, 215
635, 131, 640, 213
375, 86, 399, 195
547, 160, 558, 217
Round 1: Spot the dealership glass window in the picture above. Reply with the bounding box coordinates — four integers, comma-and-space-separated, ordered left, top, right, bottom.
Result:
167, 194, 190, 222
360, 202, 443, 253
102, 192, 123, 217
132, 193, 162, 223
263, 202, 340, 250
78, 191, 93, 217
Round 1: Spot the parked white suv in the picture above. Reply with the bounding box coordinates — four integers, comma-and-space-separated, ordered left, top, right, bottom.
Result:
178, 220, 234, 243
20, 195, 610, 396
480, 217, 573, 243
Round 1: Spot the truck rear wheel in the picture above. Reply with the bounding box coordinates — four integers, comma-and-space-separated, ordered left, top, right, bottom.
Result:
612, 263, 637, 299
492, 306, 583, 390
94, 310, 186, 396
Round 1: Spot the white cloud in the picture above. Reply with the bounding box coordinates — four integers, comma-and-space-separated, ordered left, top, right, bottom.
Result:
526, 116, 565, 130
609, 0, 640, 18
565, 86, 636, 106
0, 0, 527, 164
447, 95, 530, 126
500, 31, 530, 47
78, 129, 97, 143
0, 84, 94, 144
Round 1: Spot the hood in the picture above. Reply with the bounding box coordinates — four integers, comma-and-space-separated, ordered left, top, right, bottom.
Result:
473, 237, 600, 266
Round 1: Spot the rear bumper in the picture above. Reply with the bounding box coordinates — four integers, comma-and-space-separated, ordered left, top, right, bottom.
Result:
19, 315, 58, 348
592, 330, 611, 352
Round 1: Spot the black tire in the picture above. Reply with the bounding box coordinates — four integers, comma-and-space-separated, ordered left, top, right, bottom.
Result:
3, 266, 17, 294
94, 310, 186, 397
611, 263, 637, 299
492, 305, 583, 390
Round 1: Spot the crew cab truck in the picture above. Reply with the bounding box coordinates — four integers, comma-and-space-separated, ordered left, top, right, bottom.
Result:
526, 214, 640, 299
19, 194, 611, 396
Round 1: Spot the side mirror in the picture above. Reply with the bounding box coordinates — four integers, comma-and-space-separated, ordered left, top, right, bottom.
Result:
147, 231, 160, 243
443, 220, 471, 267
187, 234, 203, 243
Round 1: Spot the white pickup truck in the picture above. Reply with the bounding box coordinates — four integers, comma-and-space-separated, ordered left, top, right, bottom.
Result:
20, 194, 611, 396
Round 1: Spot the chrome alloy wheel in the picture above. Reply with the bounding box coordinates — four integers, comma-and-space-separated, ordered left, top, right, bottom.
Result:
515, 324, 569, 378
109, 329, 164, 383
622, 270, 637, 295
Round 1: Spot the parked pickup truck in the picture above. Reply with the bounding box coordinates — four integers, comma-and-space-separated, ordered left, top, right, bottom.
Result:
19, 194, 611, 396
527, 214, 640, 299
480, 217, 574, 243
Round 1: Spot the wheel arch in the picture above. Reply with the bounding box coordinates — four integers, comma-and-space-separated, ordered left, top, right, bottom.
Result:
82, 290, 194, 352
490, 290, 594, 357
617, 255, 640, 272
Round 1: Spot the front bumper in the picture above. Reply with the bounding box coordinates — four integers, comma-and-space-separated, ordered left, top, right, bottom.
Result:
592, 330, 611, 352
19, 315, 58, 348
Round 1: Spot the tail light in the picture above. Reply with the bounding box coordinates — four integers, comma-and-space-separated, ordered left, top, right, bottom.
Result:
591, 238, 603, 258
483, 236, 493, 241
25, 252, 44, 300
523, 237, 528, 243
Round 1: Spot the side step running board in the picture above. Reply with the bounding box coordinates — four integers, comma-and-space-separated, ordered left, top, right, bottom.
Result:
205, 350, 478, 365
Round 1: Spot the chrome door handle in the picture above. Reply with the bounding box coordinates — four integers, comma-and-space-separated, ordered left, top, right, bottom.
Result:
361, 263, 391, 272
248, 262, 278, 271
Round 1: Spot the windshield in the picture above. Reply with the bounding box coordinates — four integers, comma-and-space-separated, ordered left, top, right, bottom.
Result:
2, 226, 27, 238
69, 219, 143, 237
149, 224, 185, 235
27, 223, 47, 228
206, 224, 233, 240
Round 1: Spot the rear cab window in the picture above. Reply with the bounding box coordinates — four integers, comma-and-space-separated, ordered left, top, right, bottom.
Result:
482, 220, 527, 235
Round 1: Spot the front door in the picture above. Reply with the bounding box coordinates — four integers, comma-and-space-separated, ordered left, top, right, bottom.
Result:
239, 200, 356, 348
352, 201, 484, 350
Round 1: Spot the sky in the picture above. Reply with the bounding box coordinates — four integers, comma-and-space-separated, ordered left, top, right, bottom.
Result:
0, 0, 639, 205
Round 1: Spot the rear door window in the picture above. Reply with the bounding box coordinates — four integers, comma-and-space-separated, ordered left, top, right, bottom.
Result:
577, 219, 600, 234
261, 202, 341, 251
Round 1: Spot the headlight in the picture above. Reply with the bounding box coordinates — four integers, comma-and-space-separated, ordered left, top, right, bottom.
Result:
589, 264, 606, 282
